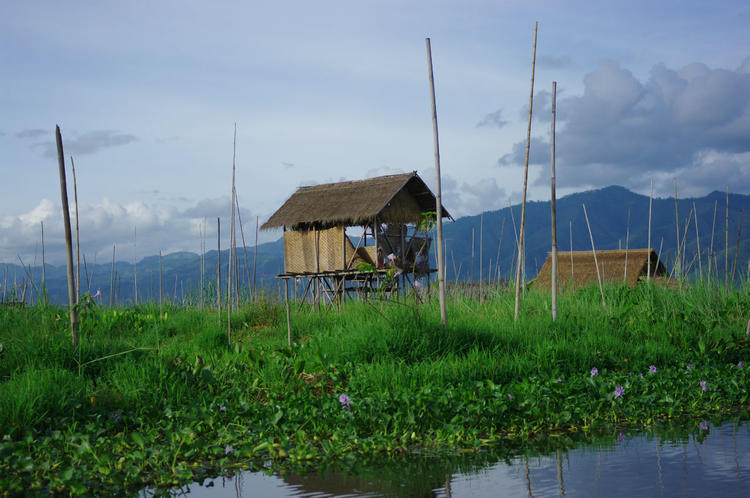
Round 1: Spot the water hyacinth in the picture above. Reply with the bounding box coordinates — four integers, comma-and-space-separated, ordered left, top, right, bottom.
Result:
687, 364, 693, 370
590, 367, 598, 377
699, 421, 709, 431
224, 445, 234, 455
338, 393, 351, 410
219, 404, 226, 412
738, 361, 744, 368
556, 377, 563, 383
617, 432, 625, 442
649, 365, 657, 374
110, 412, 121, 422
700, 380, 707, 391
614, 385, 624, 399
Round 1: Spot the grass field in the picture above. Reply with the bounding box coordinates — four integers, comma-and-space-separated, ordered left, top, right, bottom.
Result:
0, 281, 748, 494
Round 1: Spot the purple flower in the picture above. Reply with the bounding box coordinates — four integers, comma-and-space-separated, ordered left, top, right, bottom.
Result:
219, 404, 227, 412
700, 380, 707, 392
738, 361, 744, 368
508, 393, 513, 400
590, 367, 599, 377
111, 412, 121, 422
338, 393, 351, 410
617, 432, 625, 442
649, 365, 657, 374
686, 364, 693, 370
556, 377, 563, 383
225, 445, 234, 455
614, 385, 624, 399
386, 253, 396, 262
699, 421, 708, 431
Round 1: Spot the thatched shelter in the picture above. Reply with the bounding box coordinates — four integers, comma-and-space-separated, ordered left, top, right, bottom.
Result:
262, 172, 450, 306
531, 249, 668, 289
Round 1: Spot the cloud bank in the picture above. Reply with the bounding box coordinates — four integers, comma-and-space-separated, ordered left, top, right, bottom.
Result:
499, 56, 750, 196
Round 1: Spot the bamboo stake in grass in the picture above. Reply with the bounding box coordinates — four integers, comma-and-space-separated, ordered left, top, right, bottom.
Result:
71, 157, 80, 303
55, 126, 79, 347
110, 244, 115, 307
725, 185, 729, 291
514, 21, 538, 321
217, 217, 221, 317
693, 201, 702, 281
731, 209, 743, 287
624, 208, 630, 283
425, 36, 447, 326
284, 278, 291, 346
550, 80, 558, 321
133, 226, 138, 305
570, 220, 574, 286
582, 203, 605, 308
228, 124, 237, 346
647, 179, 653, 281
674, 179, 680, 281
252, 216, 258, 301
159, 250, 163, 310
479, 214, 483, 301
709, 199, 717, 280
40, 221, 47, 306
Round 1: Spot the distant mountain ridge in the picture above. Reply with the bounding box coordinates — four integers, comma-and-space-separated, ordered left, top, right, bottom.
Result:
2, 186, 748, 305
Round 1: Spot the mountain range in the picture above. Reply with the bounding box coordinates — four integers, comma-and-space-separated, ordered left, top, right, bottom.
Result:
2, 186, 748, 306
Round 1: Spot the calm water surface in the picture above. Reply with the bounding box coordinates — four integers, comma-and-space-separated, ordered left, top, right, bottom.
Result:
156, 420, 749, 497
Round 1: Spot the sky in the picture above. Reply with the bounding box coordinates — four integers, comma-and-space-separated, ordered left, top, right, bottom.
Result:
2, 0, 749, 264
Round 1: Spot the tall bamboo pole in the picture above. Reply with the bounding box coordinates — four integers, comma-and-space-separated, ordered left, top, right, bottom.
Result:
479, 215, 483, 300
110, 244, 115, 307
570, 220, 574, 285
133, 226, 138, 305
731, 209, 743, 287
550, 80, 558, 321
55, 126, 79, 347
709, 199, 717, 280
228, 125, 237, 345
40, 221, 47, 306
623, 208, 631, 283
71, 157, 80, 302
674, 179, 680, 280
235, 193, 251, 301
217, 217, 221, 316
725, 186, 729, 291
582, 203, 605, 308
426, 37, 447, 325
647, 179, 653, 281
252, 216, 259, 301
693, 201, 702, 280
514, 21, 538, 321
159, 250, 163, 310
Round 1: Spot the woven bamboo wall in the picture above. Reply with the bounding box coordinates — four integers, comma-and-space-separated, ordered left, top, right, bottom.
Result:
284, 227, 376, 274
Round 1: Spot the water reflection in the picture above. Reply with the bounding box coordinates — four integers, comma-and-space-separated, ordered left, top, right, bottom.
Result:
166, 420, 749, 497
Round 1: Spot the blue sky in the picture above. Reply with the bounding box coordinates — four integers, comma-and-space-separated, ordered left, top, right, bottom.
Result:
2, 0, 749, 263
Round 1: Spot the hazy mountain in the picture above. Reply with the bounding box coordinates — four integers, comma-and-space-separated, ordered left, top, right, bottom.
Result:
3, 186, 748, 305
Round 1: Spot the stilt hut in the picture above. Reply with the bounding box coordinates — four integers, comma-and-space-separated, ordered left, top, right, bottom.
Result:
262, 172, 451, 307
531, 249, 670, 289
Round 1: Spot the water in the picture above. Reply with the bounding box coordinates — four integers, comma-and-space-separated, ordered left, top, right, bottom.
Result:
156, 420, 749, 497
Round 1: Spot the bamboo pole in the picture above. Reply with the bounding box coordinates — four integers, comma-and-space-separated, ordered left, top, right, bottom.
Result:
494, 215, 506, 283
55, 126, 79, 347
550, 81, 558, 321
570, 220, 574, 286
217, 217, 221, 316
725, 186, 729, 291
623, 208, 630, 283
709, 199, 717, 280
647, 179, 653, 281
110, 244, 115, 307
228, 124, 237, 346
133, 226, 138, 305
479, 214, 483, 301
40, 221, 47, 306
693, 201, 702, 281
252, 216, 258, 301
471, 227, 475, 282
731, 209, 743, 287
514, 21, 538, 321
71, 157, 80, 303
674, 179, 680, 280
426, 37, 447, 325
235, 193, 251, 301
284, 278, 291, 347
582, 203, 605, 308
159, 250, 163, 310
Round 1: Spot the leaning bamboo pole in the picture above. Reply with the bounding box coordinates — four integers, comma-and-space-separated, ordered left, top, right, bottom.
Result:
55, 126, 79, 347
71, 157, 80, 302
673, 179, 680, 280
582, 203, 605, 308
693, 201, 702, 280
252, 216, 259, 301
550, 80, 558, 321
514, 21, 538, 321
425, 37, 447, 325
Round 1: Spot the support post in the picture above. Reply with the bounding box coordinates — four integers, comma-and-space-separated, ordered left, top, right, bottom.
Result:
550, 81, 558, 321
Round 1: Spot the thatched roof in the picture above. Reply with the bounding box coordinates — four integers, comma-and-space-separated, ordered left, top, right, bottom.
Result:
531, 249, 668, 289
262, 172, 451, 230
